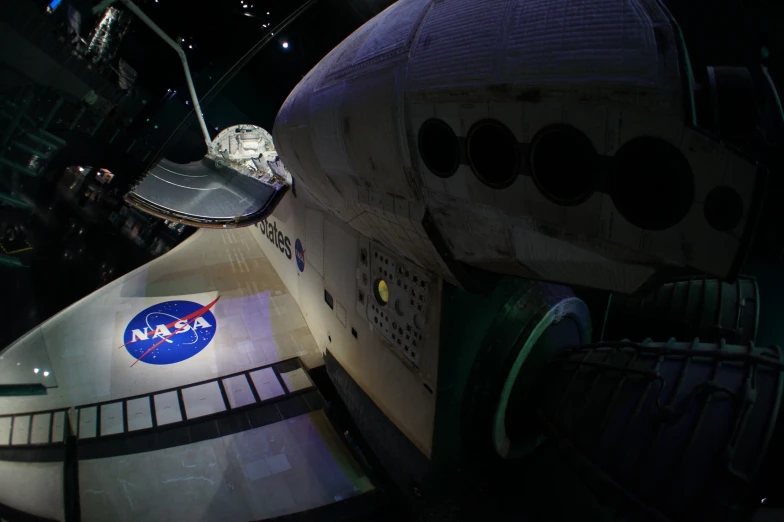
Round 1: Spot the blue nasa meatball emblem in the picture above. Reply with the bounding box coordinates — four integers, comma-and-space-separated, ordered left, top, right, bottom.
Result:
295, 238, 305, 272
123, 299, 218, 365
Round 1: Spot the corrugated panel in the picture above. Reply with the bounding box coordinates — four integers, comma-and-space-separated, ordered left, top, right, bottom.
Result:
502, 0, 667, 86
341, 68, 414, 199
354, 0, 432, 64
306, 209, 324, 277
321, 22, 376, 85
407, 0, 511, 90
309, 84, 352, 174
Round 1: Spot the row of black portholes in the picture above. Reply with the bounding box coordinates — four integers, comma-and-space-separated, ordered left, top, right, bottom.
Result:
417, 118, 745, 233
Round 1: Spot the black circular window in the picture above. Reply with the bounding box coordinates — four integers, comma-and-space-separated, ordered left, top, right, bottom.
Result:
704, 186, 744, 231
418, 118, 460, 178
530, 124, 597, 206
610, 136, 694, 231
467, 119, 520, 189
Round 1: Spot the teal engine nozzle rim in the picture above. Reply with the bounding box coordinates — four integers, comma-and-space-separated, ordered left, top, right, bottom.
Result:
492, 297, 592, 459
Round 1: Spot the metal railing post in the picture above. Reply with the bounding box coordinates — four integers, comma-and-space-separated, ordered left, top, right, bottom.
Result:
93, 0, 213, 152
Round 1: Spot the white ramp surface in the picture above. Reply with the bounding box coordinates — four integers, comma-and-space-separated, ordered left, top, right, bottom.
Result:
78, 411, 373, 522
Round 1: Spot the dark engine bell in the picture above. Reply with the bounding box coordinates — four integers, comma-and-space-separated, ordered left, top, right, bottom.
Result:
706, 66, 758, 147
602, 276, 759, 345
535, 338, 783, 522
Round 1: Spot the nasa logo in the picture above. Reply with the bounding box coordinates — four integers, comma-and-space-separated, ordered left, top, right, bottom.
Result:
295, 238, 305, 272
122, 297, 220, 366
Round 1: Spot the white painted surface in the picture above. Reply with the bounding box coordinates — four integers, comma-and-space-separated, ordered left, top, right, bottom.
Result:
0, 228, 320, 417
181, 382, 226, 419
100, 402, 124, 436
79, 407, 97, 439
126, 397, 153, 432
78, 411, 373, 522
30, 413, 52, 444
279, 368, 311, 392
256, 195, 440, 458
249, 368, 285, 400
52, 411, 66, 443
0, 461, 64, 521
222, 375, 256, 409
0, 416, 11, 445
11, 414, 30, 445
153, 391, 182, 426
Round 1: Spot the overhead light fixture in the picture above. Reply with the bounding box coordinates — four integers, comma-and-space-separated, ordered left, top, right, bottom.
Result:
189, 44, 193, 49
282, 42, 289, 49
34, 368, 40, 374
243, 4, 248, 8
43, 371, 50, 377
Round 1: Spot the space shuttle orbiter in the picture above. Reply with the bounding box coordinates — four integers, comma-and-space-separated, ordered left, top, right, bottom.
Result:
2, 1, 782, 521
269, 0, 783, 295
244, 0, 783, 519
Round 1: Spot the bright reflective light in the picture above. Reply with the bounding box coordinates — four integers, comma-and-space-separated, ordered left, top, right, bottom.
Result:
43, 371, 50, 377
34, 368, 40, 374
243, 4, 248, 8
188, 45, 193, 49
267, 11, 270, 14
375, 279, 389, 305
78, 166, 85, 172
282, 42, 289, 49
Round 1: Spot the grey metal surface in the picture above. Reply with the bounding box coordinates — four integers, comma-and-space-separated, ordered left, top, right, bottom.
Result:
131, 157, 277, 221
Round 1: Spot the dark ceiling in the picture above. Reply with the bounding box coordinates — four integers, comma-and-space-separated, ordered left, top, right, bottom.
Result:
115, 0, 395, 127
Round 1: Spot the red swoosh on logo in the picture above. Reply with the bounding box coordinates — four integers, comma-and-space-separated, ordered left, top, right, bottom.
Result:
126, 296, 221, 367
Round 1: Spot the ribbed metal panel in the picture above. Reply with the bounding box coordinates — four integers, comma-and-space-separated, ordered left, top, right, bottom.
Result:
407, 0, 512, 89
354, 0, 432, 64
504, 0, 661, 85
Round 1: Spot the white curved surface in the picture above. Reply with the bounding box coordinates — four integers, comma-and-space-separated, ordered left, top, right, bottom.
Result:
273, 0, 760, 292
0, 227, 320, 416
0, 461, 64, 520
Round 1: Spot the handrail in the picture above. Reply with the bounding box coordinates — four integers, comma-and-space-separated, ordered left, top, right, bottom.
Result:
92, 0, 213, 151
